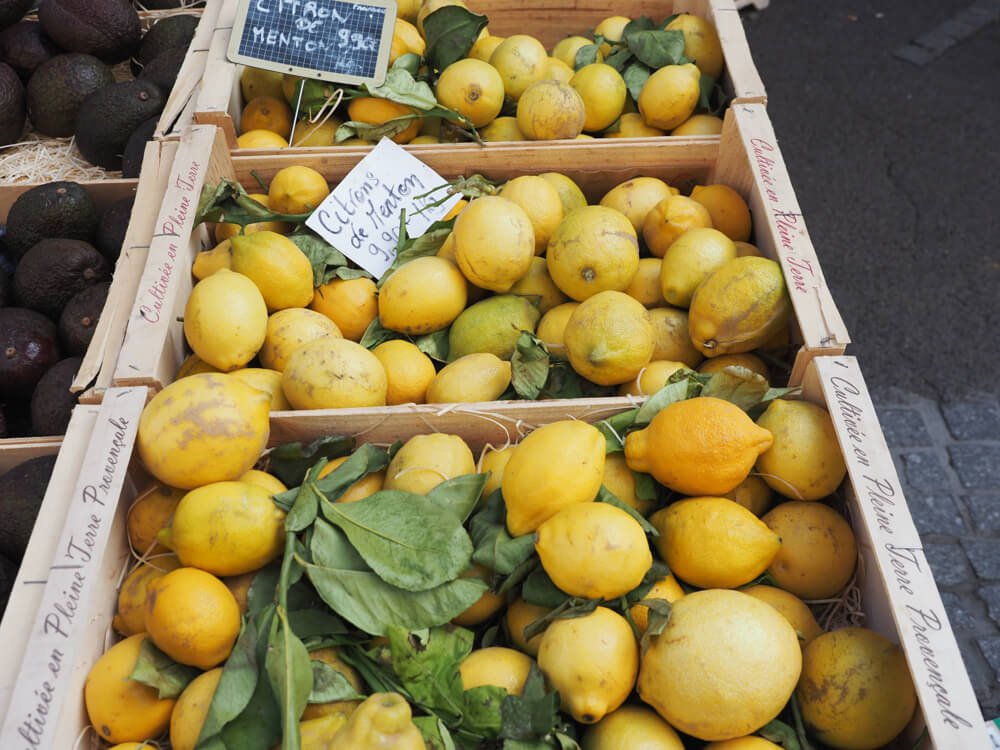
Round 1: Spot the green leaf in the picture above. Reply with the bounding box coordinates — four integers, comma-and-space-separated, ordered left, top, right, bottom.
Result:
638, 597, 672, 654
511, 332, 550, 400
129, 638, 200, 699
266, 610, 314, 750
333, 266, 374, 281
520, 567, 571, 608
247, 565, 280, 618
288, 608, 346, 638
427, 473, 488, 522
197, 617, 263, 746
701, 366, 770, 411
337, 115, 422, 144
304, 562, 487, 635
463, 684, 507, 736
359, 316, 404, 349
414, 716, 456, 750
268, 435, 355, 487
287, 232, 349, 287
387, 625, 471, 720
698, 72, 715, 111
521, 597, 600, 643
309, 660, 365, 702
196, 179, 235, 223
470, 495, 537, 576
622, 61, 651, 102
310, 519, 370, 571
423, 6, 489, 71
759, 718, 803, 750
595, 409, 639, 452
283, 460, 328, 532
595, 485, 657, 536
364, 67, 439, 110
320, 489, 473, 591
626, 30, 689, 68
378, 220, 455, 286
623, 559, 671, 605
634, 379, 689, 426
393, 52, 422, 76
602, 45, 634, 72
623, 16, 656, 36
414, 329, 451, 362
574, 43, 600, 69
209, 673, 282, 750
313, 443, 392, 503
499, 665, 560, 741
634, 471, 658, 502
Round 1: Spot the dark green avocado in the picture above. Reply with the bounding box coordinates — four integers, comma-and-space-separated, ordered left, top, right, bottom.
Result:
0, 0, 33, 33
0, 60, 25, 146
0, 20, 61, 80
30, 355, 81, 435
0, 307, 60, 397
95, 195, 134, 261
13, 238, 110, 318
27, 52, 114, 137
74, 78, 164, 169
135, 14, 198, 69
58, 279, 109, 355
0, 454, 58, 559
4, 180, 98, 260
38, 0, 141, 63
121, 116, 157, 178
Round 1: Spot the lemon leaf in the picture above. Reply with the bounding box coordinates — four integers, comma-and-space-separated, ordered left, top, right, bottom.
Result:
521, 598, 600, 643
463, 685, 507, 736
414, 328, 451, 362
289, 608, 347, 638
387, 625, 472, 720
469, 490, 537, 575
624, 15, 656, 35
638, 597, 672, 654
427, 473, 489, 522
759, 718, 803, 750
499, 665, 561, 741
700, 366, 770, 411
311, 519, 369, 571
603, 45, 634, 72
511, 331, 550, 400
266, 609, 314, 750
392, 52, 422, 77
129, 638, 200, 699
359, 316, 404, 348
423, 6, 488, 72
633, 470, 658, 502
634, 378, 689, 425
267, 435, 355, 487
622, 62, 651, 101
312, 443, 392, 503
626, 29, 688, 69
283, 460, 329, 531
413, 716, 457, 750
574, 42, 601, 69
521, 567, 572, 608
623, 560, 671, 605
308, 659, 365, 703
287, 232, 349, 287
595, 485, 658, 536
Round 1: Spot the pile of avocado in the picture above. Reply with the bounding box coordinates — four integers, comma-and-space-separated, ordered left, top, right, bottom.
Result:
1, 180, 135, 437
0, 0, 203, 172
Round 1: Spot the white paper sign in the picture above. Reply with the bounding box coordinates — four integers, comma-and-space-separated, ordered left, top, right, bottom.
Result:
305, 138, 461, 278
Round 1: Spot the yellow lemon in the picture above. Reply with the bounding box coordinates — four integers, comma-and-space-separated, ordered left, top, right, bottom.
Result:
564, 291, 653, 385
490, 34, 549, 99
291, 117, 342, 147
282, 337, 388, 409
535, 301, 578, 359
629, 574, 685, 633
660, 227, 737, 307
540, 171, 588, 216
624, 396, 774, 495
637, 63, 701, 130
145, 567, 241, 669
259, 307, 342, 372
666, 14, 724, 79
690, 184, 753, 242
240, 95, 293, 138
164, 481, 285, 576
570, 63, 627, 132
543, 56, 574, 83
723, 474, 774, 516
229, 231, 314, 311
516, 79, 587, 140
318, 455, 386, 504
302, 648, 365, 720
453, 196, 535, 292
537, 502, 652, 599
113, 555, 181, 636
602, 451, 652, 515
797, 628, 916, 750
183, 269, 268, 371
582, 704, 685, 750
239, 468, 288, 495
229, 367, 292, 410
672, 113, 724, 136
479, 445, 515, 497
480, 115, 525, 141
213, 193, 290, 242
600, 177, 677, 233
499, 175, 564, 254
426, 352, 512, 403
649, 306, 702, 367
372, 339, 437, 404
509, 257, 569, 314
624, 257, 666, 308
460, 647, 534, 695
241, 66, 284, 101
755, 400, 847, 500
618, 359, 688, 397
453, 563, 505, 626
384, 433, 475, 495
638, 589, 802, 741
538, 606, 638, 724
137, 373, 271, 489
193, 239, 233, 279
742, 585, 823, 646
389, 17, 425, 63
416, 0, 466, 35
551, 35, 602, 69
268, 165, 330, 214
378, 256, 468, 333
468, 33, 504, 62
705, 739, 784, 750
127, 483, 184, 555
642, 195, 713, 258
347, 97, 421, 143
505, 598, 550, 656
236, 128, 289, 149
689, 257, 792, 357
502, 420, 605, 536
84, 634, 175, 744
448, 294, 541, 361
605, 112, 664, 138
330, 692, 423, 747
436, 58, 505, 127
594, 15, 630, 49
699, 352, 770, 380
735, 241, 762, 257
762, 501, 858, 600
175, 352, 219, 379
170, 668, 223, 750
547, 206, 639, 300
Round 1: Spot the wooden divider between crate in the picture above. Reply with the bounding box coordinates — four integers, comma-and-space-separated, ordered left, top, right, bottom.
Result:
195, 0, 241, 148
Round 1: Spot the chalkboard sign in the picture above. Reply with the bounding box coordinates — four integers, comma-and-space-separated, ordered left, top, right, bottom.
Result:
227, 0, 397, 87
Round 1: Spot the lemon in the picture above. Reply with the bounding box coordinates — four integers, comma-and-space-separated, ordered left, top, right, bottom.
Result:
127, 483, 184, 555
499, 176, 564, 254
229, 231, 314, 311
138, 373, 271, 489
449, 294, 541, 360
723, 474, 774, 516
763, 501, 858, 600
582, 704, 685, 750
84, 634, 176, 744
241, 66, 284, 101
164, 481, 285, 576
602, 451, 652, 515
490, 34, 548, 99
742, 585, 823, 646
538, 606, 638, 724
735, 241, 763, 257
453, 563, 505, 626
113, 555, 181, 635
436, 58, 505, 127
184, 269, 268, 371
409, 134, 440, 144
390, 18, 425, 63
330, 693, 424, 748
690, 184, 753, 242
291, 117, 342, 147
537, 502, 651, 598
699, 352, 770, 380
196, 240, 233, 276
426, 352, 512, 403
241, 95, 292, 138
479, 445, 515, 497
318, 454, 386, 503
564, 291, 653, 385
460, 647, 534, 695
239, 468, 288, 495
170, 667, 223, 750
689, 257, 792, 357
649, 307, 702, 367
453, 196, 535, 292
516, 79, 587, 140
372, 339, 437, 405
229, 367, 292, 410
659, 227, 737, 307
385, 433, 475, 495
600, 177, 677, 233
672, 113, 724, 136
535, 301, 579, 359
570, 63, 627, 132
502, 420, 605, 535
259, 307, 341, 372
605, 112, 664, 138
629, 574, 685, 632
543, 56, 574, 83
416, 0, 465, 35
509, 256, 569, 314
755, 400, 847, 500
468, 33, 504, 62
618, 359, 688, 397
705, 739, 784, 750
547, 206, 639, 300
642, 195, 713, 258
639, 589, 801, 741
666, 14, 724, 78
302, 647, 365, 720
379, 256, 469, 334
347, 97, 421, 144
145, 567, 241, 669
505, 598, 550, 656
268, 165, 330, 214
540, 172, 588, 216
480, 116, 525, 141
551, 36, 602, 69
637, 63, 701, 130
282, 337, 388, 409
175, 352, 219, 379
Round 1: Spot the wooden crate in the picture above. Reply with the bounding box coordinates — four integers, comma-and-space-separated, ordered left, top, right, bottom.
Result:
0, 357, 990, 749
195, 0, 765, 149
113, 103, 847, 396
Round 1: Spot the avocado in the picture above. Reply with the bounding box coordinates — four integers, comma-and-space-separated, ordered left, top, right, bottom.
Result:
30, 355, 80, 435
0, 60, 24, 146
0, 266, 9, 306
58, 279, 108, 354
74, 79, 164, 168
95, 195, 134, 261
121, 116, 157, 178
135, 14, 198, 70
138, 47, 185, 97
38, 0, 140, 63
13, 238, 109, 318
4, 181, 98, 260
0, 307, 60, 397
0, 552, 16, 618
0, 454, 58, 559
0, 20, 61, 80
0, 0, 32, 32
27, 53, 113, 137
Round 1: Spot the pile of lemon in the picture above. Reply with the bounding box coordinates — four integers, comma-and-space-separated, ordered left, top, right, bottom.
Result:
236, 1, 727, 149
184, 163, 792, 410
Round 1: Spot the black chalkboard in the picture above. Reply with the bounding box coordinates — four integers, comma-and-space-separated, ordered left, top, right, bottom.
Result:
227, 0, 397, 86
